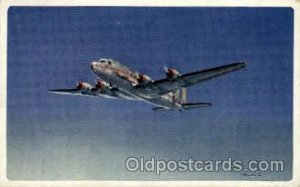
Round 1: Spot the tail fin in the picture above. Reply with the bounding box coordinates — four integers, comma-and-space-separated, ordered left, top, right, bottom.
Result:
174, 88, 187, 104
180, 87, 187, 103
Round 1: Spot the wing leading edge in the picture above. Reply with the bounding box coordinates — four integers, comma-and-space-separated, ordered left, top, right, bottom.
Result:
48, 87, 136, 100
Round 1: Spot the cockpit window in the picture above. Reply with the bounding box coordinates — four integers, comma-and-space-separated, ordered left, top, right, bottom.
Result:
99, 58, 114, 66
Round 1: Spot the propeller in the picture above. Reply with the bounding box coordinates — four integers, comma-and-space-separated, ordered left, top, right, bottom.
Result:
164, 66, 181, 80
76, 81, 84, 89
76, 81, 92, 90
163, 66, 169, 73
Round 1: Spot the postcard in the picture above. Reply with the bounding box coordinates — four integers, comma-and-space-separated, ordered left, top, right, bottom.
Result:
0, 0, 299, 186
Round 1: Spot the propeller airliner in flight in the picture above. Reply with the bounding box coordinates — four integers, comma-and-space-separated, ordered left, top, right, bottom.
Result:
49, 59, 246, 111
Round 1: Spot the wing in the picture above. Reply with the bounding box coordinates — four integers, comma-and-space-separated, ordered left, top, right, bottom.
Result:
48, 87, 136, 100
136, 62, 246, 97
48, 88, 83, 95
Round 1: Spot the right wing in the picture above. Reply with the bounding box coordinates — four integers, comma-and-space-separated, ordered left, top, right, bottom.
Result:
136, 62, 246, 97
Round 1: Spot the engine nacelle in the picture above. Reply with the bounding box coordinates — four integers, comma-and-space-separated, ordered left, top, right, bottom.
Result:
76, 82, 92, 90
137, 74, 152, 85
95, 80, 110, 90
165, 68, 181, 80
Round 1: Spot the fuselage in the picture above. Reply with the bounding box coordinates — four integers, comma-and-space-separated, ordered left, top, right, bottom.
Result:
90, 59, 182, 110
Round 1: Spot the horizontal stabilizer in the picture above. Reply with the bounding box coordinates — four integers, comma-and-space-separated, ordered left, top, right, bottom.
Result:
152, 102, 212, 111
182, 102, 212, 110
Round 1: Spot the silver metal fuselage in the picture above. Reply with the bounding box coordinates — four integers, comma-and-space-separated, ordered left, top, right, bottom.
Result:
90, 60, 181, 110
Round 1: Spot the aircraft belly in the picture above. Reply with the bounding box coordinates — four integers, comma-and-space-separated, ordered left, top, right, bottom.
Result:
134, 85, 165, 98
95, 72, 180, 109
95, 72, 139, 98
144, 97, 180, 109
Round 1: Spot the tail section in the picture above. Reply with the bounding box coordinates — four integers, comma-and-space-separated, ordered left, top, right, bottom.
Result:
174, 87, 187, 104
179, 88, 212, 109
152, 88, 211, 111
178, 87, 212, 109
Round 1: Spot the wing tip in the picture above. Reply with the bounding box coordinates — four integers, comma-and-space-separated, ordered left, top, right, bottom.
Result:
47, 89, 67, 93
48, 89, 57, 93
237, 61, 246, 68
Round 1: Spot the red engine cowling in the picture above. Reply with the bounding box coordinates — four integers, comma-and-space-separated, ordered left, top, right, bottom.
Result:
165, 68, 181, 80
137, 74, 152, 84
95, 80, 110, 90
76, 82, 92, 90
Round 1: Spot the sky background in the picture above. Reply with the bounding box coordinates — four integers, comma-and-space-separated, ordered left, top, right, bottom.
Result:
7, 7, 293, 180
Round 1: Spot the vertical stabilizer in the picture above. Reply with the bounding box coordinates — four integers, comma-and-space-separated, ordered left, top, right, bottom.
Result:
181, 88, 187, 103
173, 88, 187, 104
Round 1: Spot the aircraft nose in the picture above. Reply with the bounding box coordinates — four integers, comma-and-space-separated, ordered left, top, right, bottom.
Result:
90, 61, 97, 69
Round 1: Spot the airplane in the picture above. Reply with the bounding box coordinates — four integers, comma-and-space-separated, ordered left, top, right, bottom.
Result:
48, 58, 246, 111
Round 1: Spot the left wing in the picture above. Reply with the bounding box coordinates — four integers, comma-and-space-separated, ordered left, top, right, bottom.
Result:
48, 88, 84, 96
48, 85, 136, 100
136, 62, 246, 97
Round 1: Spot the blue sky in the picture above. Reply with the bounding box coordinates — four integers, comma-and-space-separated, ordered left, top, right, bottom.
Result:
7, 7, 293, 180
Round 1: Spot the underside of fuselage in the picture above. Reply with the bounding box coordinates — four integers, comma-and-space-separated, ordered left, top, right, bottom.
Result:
92, 69, 181, 110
